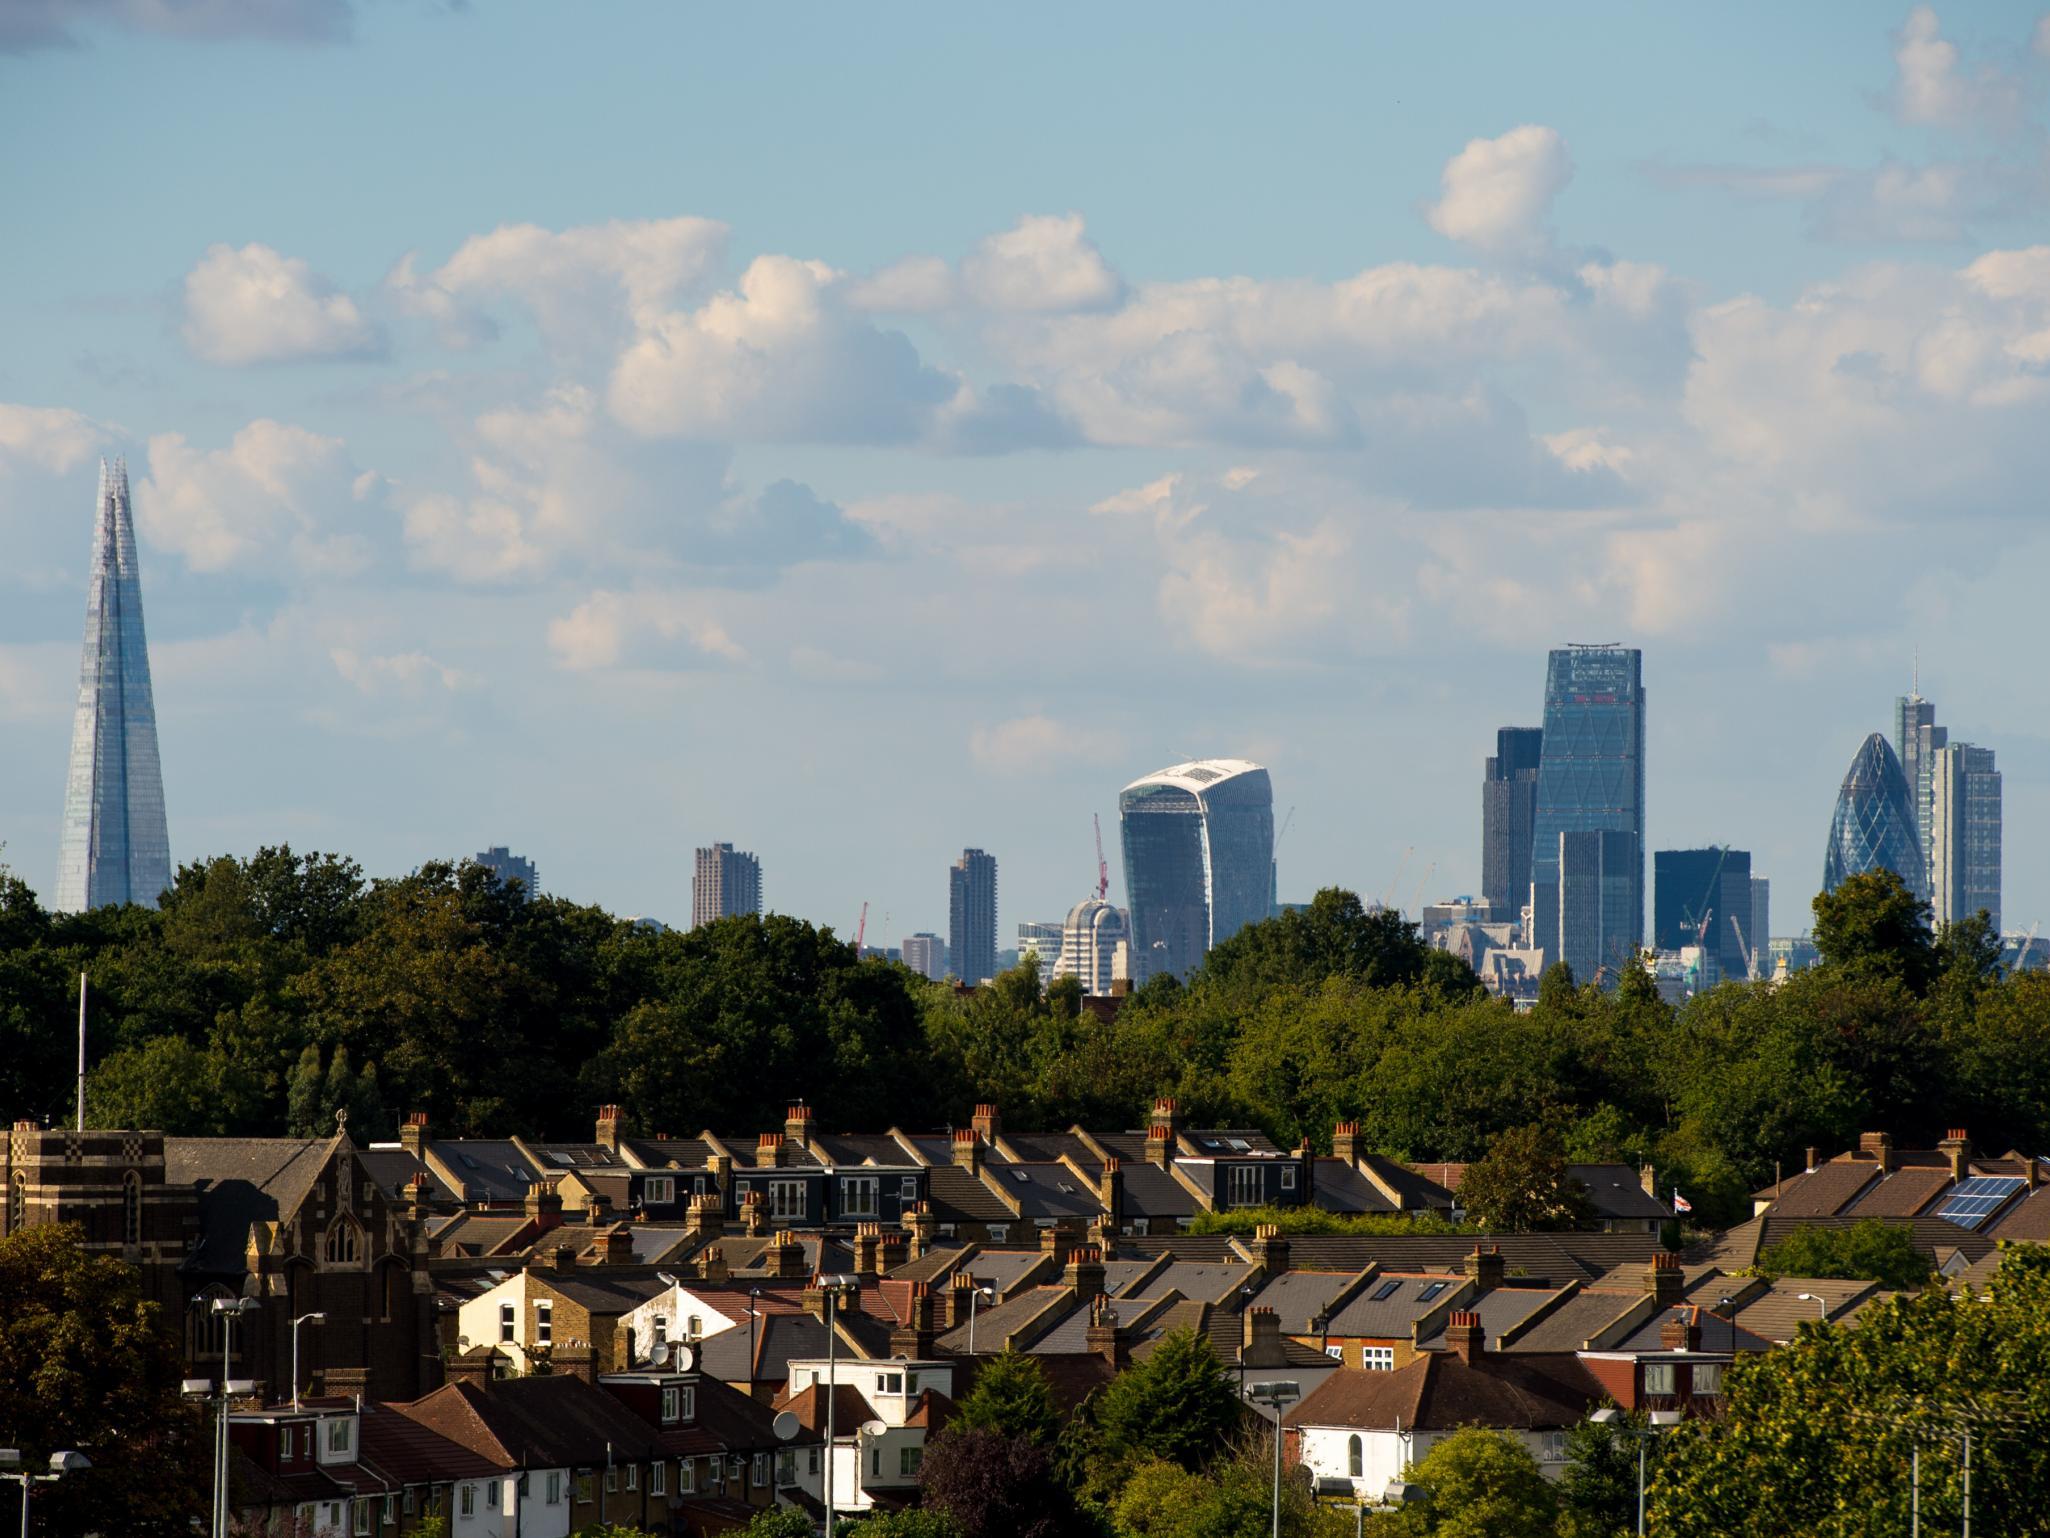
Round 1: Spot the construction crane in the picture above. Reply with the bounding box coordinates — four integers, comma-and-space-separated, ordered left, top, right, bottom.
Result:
1410, 862, 1436, 917
853, 901, 868, 957
1730, 913, 1755, 981
1093, 813, 1110, 902
2010, 921, 2040, 977
1383, 846, 1413, 910
1275, 806, 1296, 848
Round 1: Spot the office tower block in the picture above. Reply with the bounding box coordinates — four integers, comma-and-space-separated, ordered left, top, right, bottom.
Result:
901, 932, 947, 982
1653, 848, 1753, 985
1824, 734, 1923, 899
1748, 878, 1770, 979
1060, 898, 1130, 994
1481, 726, 1544, 921
1893, 690, 1947, 893
1015, 920, 1063, 978
55, 459, 171, 911
1529, 647, 1644, 966
473, 845, 538, 897
1930, 743, 2001, 929
1557, 829, 1639, 984
949, 848, 999, 986
1120, 759, 1275, 982
691, 843, 763, 927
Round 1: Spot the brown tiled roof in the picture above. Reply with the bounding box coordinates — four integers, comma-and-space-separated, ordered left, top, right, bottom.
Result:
1842, 1168, 1951, 1219
1730, 1279, 1880, 1344
398, 1376, 664, 1467
773, 1382, 879, 1435
359, 1402, 504, 1484
1987, 1186, 2050, 1240
1765, 1162, 1882, 1217
1492, 1290, 1638, 1353
923, 1166, 1016, 1224
1255, 1233, 1663, 1282
1284, 1350, 1602, 1432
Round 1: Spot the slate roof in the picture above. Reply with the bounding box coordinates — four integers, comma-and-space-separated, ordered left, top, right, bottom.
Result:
923, 1166, 1017, 1224
934, 1286, 1071, 1354
357, 1148, 456, 1205
527, 1141, 627, 1172
432, 1213, 543, 1259
428, 1140, 547, 1204
166, 1136, 337, 1274
620, 1136, 717, 1170
983, 1163, 1105, 1221
1608, 1304, 1774, 1354
1408, 1284, 1564, 1347
1569, 1164, 1672, 1221
1730, 1279, 1881, 1343
955, 1249, 1052, 1298
1361, 1157, 1459, 1212
1763, 1162, 1882, 1218
695, 1312, 831, 1387
1129, 1261, 1253, 1304
998, 1131, 1099, 1166
1116, 1161, 1200, 1219
1242, 1271, 1359, 1332
1310, 1162, 1400, 1215
1490, 1290, 1639, 1353
1842, 1167, 1951, 1219
1243, 1233, 1663, 1282
1323, 1274, 1468, 1337
1108, 1235, 1241, 1263
1284, 1350, 1603, 1432
807, 1132, 921, 1167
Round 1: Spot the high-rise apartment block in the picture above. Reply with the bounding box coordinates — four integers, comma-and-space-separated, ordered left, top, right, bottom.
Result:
1930, 743, 2001, 929
691, 843, 762, 927
56, 460, 171, 911
901, 932, 947, 982
1120, 759, 1275, 982
1481, 726, 1543, 922
1653, 848, 1753, 986
473, 845, 538, 897
1060, 898, 1130, 994
949, 848, 999, 986
1530, 647, 1644, 976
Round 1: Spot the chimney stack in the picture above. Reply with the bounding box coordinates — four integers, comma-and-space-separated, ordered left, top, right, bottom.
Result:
890, 1281, 937, 1359
944, 1272, 979, 1330
1149, 1097, 1181, 1154
1249, 1223, 1290, 1274
1063, 1245, 1106, 1303
553, 1346, 598, 1387
1040, 1225, 1078, 1268
740, 1190, 767, 1236
684, 1192, 725, 1240
595, 1105, 622, 1153
1640, 1162, 1658, 1198
762, 1230, 803, 1280
1463, 1244, 1505, 1293
602, 1222, 635, 1265
1658, 1311, 1702, 1354
900, 1200, 936, 1260
951, 1126, 982, 1175
1085, 1296, 1121, 1365
400, 1112, 429, 1158
523, 1183, 563, 1228
1858, 1131, 1897, 1175
852, 1222, 883, 1277
1099, 1157, 1123, 1229
1295, 1138, 1315, 1202
1445, 1310, 1484, 1365
1145, 1123, 1172, 1169
1804, 1147, 1822, 1174
1240, 1306, 1283, 1364
757, 1132, 787, 1170
972, 1103, 1002, 1142
695, 1245, 729, 1284
445, 1348, 496, 1392
784, 1102, 813, 1148
552, 1243, 577, 1273
1938, 1128, 1971, 1184
1332, 1120, 1359, 1165
1645, 1252, 1685, 1307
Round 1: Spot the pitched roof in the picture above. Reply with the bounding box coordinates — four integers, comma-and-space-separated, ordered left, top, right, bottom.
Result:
1323, 1274, 1468, 1337
399, 1376, 664, 1467
695, 1312, 831, 1386
1284, 1351, 1602, 1432
1569, 1164, 1672, 1221
1730, 1279, 1881, 1343
166, 1136, 338, 1273
773, 1381, 880, 1436
358, 1401, 504, 1485
1842, 1167, 1951, 1219
1985, 1185, 2050, 1241
1764, 1162, 1882, 1218
921, 1166, 1016, 1224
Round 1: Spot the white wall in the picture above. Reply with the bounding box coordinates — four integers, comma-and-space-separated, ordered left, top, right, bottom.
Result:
1298, 1423, 1572, 1497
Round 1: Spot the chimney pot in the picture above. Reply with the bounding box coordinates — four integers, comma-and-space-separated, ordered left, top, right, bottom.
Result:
951, 1126, 982, 1174
1446, 1309, 1485, 1364
595, 1105, 622, 1152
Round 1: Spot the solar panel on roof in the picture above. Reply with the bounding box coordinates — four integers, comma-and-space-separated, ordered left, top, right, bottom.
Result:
1935, 1176, 2024, 1230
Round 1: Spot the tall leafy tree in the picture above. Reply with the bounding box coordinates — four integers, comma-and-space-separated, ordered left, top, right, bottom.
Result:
1812, 870, 1937, 994
1369, 1427, 1560, 1538
1455, 1124, 1594, 1232
918, 1427, 1074, 1538
950, 1348, 1061, 1447
1091, 1328, 1242, 1477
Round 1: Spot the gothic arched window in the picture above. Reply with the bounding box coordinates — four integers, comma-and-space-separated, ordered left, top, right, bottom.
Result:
1348, 1435, 1363, 1478
123, 1171, 142, 1245
324, 1217, 361, 1264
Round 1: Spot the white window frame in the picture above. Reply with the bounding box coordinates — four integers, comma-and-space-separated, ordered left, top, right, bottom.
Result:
544, 1470, 562, 1505
626, 1464, 638, 1492
899, 1176, 919, 1203
650, 1461, 666, 1496
681, 1385, 696, 1419
1693, 1362, 1724, 1397
652, 1314, 668, 1346
1228, 1165, 1262, 1208
458, 1485, 475, 1518
754, 1451, 770, 1486
987, 1224, 1008, 1243
326, 1418, 354, 1457
499, 1302, 516, 1343
1280, 1166, 1298, 1192
644, 1175, 675, 1205
1644, 1362, 1677, 1397
381, 1495, 394, 1527
898, 1445, 922, 1479
878, 1370, 903, 1395
353, 1500, 371, 1535
768, 1179, 806, 1220
841, 1176, 879, 1217
1364, 1346, 1395, 1372
535, 1299, 552, 1346
661, 1386, 681, 1423
679, 1459, 696, 1494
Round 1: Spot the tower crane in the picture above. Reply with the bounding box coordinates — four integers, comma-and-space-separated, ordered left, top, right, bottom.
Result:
1383, 846, 1413, 910
1093, 813, 1110, 902
853, 901, 868, 957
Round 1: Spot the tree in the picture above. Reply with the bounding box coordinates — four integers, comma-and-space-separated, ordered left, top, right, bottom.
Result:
1754, 1219, 1935, 1291
950, 1348, 1061, 1447
1812, 870, 1937, 994
0, 1224, 204, 1536
1368, 1427, 1560, 1538
1559, 1409, 1648, 1538
1454, 1124, 1594, 1232
1092, 1328, 1243, 1476
85, 1034, 264, 1136
841, 1512, 963, 1538
1112, 1443, 1350, 1537
919, 1427, 1074, 1538
1200, 888, 1475, 996
733, 1512, 813, 1538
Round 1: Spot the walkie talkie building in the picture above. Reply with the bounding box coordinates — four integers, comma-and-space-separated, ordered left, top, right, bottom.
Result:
55, 459, 172, 911
1119, 758, 1273, 982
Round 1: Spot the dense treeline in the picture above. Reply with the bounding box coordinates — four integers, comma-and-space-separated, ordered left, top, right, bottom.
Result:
1, 850, 2045, 1226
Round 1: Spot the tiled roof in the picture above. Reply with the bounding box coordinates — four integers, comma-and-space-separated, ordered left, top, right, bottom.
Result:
1492, 1290, 1638, 1353
1310, 1162, 1400, 1215
401, 1376, 664, 1467
1986, 1185, 2050, 1240
1730, 1279, 1880, 1344
934, 1286, 1071, 1354
695, 1312, 831, 1386
167, 1136, 338, 1274
1765, 1162, 1882, 1218
359, 1401, 505, 1483
1108, 1234, 1240, 1262
1323, 1274, 1468, 1337
1251, 1233, 1663, 1282
1361, 1157, 1458, 1211
923, 1166, 1016, 1224
1569, 1165, 1672, 1220
773, 1382, 880, 1435
1241, 1271, 1359, 1333
1284, 1350, 1602, 1432
983, 1163, 1105, 1221
1842, 1168, 1951, 1219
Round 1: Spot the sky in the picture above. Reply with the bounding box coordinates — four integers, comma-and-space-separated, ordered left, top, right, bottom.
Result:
3, 1, 2049, 943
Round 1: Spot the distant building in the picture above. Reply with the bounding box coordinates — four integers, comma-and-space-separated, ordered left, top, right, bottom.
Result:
1768, 935, 1821, 976
901, 932, 947, 981
1015, 920, 1063, 980
1481, 727, 1543, 925
1652, 848, 1752, 986
1893, 690, 1945, 889
1120, 758, 1275, 981
56, 459, 172, 911
692, 843, 763, 927
1930, 743, 2001, 929
949, 848, 999, 985
1557, 829, 1638, 984
1059, 898, 1130, 994
1748, 879, 1770, 980
473, 845, 538, 897
1530, 647, 1644, 975
1823, 734, 1923, 899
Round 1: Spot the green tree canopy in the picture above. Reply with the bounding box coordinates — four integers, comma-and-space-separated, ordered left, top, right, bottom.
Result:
1368, 1427, 1560, 1538
1754, 1218, 1936, 1291
950, 1347, 1061, 1447
1200, 888, 1477, 996
1092, 1327, 1243, 1479
1812, 870, 1937, 994
1112, 1444, 1350, 1538
1454, 1124, 1595, 1232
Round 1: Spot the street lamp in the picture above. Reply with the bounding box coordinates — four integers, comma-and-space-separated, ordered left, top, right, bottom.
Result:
746, 1287, 763, 1402
1590, 1406, 1682, 1535
291, 1312, 327, 1413
964, 1285, 996, 1355
818, 1273, 861, 1538
1795, 1292, 1828, 1323
1246, 1380, 1300, 1538
191, 1296, 259, 1538
1, 1448, 90, 1538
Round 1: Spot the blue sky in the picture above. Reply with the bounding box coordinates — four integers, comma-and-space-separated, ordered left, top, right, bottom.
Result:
3, 1, 2049, 941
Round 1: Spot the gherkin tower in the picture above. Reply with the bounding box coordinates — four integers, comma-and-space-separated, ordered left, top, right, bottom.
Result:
54, 459, 171, 910
1823, 732, 1922, 901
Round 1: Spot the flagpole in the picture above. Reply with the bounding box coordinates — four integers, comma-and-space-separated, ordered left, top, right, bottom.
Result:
76, 971, 87, 1132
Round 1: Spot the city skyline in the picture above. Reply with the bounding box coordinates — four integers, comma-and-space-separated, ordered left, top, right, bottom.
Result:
3, 6, 2048, 938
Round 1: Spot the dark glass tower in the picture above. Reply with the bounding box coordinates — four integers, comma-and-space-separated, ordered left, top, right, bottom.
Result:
1481, 726, 1543, 922
1120, 759, 1273, 981
55, 459, 171, 911
949, 848, 998, 986
1823, 734, 1923, 899
1530, 647, 1644, 973
1558, 829, 1638, 983
1653, 847, 1753, 982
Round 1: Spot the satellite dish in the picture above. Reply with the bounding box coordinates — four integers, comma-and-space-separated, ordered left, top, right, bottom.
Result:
862, 1419, 888, 1439
649, 1343, 672, 1368
672, 1343, 696, 1373
773, 1410, 800, 1442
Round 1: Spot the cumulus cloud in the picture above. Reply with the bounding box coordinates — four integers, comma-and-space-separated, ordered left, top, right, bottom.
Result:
968, 714, 1124, 773
960, 214, 1123, 312
330, 647, 468, 695
0, 404, 112, 475
1888, 5, 2025, 132
1426, 125, 1574, 252
698, 480, 877, 567
138, 419, 376, 573
182, 243, 381, 365
546, 590, 746, 670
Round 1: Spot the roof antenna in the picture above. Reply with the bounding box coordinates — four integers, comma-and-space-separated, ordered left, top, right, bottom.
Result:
1913, 643, 1919, 699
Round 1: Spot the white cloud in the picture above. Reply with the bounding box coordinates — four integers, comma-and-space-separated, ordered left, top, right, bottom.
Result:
1, 0, 351, 52
546, 590, 746, 670
330, 647, 468, 695
968, 714, 1123, 773
1156, 519, 1362, 660
138, 419, 375, 573
960, 214, 1122, 312
1888, 5, 2024, 132
182, 243, 381, 365
1090, 472, 1206, 532
1426, 125, 1574, 252
847, 255, 957, 313
0, 404, 111, 475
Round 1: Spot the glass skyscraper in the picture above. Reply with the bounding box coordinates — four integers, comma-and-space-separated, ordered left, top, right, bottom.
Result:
1823, 733, 1923, 899
1119, 758, 1274, 981
1653, 847, 1753, 984
949, 848, 999, 986
1481, 726, 1543, 921
1529, 646, 1644, 973
1930, 743, 2001, 929
55, 459, 171, 912
1557, 829, 1638, 984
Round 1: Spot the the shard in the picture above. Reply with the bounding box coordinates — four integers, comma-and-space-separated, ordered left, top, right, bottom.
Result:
54, 458, 171, 911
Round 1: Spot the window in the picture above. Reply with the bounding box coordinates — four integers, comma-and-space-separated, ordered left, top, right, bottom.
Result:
535, 1300, 552, 1345
841, 1176, 880, 1216
1417, 1282, 1449, 1303
768, 1179, 806, 1220
693, 1175, 708, 1196
605, 1466, 618, 1494
807, 1447, 821, 1475
900, 1176, 919, 1203
1364, 1347, 1395, 1372
661, 1386, 681, 1423
499, 1302, 516, 1343
708, 1456, 724, 1490
879, 1371, 903, 1395
754, 1452, 772, 1486
1542, 1430, 1569, 1462
458, 1485, 475, 1518
1643, 1363, 1677, 1397
325, 1504, 343, 1531
326, 1419, 354, 1457
1348, 1435, 1363, 1478
354, 1500, 371, 1535
1228, 1165, 1263, 1207
281, 1427, 295, 1461
1693, 1362, 1724, 1397
650, 1462, 666, 1496
324, 1218, 360, 1264
679, 1460, 696, 1494
544, 1471, 562, 1505
484, 1482, 498, 1510
626, 1465, 638, 1492
644, 1176, 675, 1205
1324, 1344, 1343, 1361
687, 1314, 702, 1338
403, 1489, 416, 1516
381, 1495, 394, 1526
652, 1314, 668, 1345
575, 1474, 593, 1504
905, 1372, 919, 1396
897, 1446, 921, 1479
870, 1446, 880, 1478
776, 1449, 796, 1487
987, 1225, 1009, 1243
1280, 1166, 1298, 1192
8, 1172, 24, 1232
123, 1171, 142, 1244
1369, 1280, 1401, 1302
681, 1385, 696, 1420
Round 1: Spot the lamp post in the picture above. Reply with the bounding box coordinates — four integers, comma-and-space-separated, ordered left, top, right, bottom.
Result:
1589, 1406, 1681, 1535
1246, 1380, 1300, 1538
1795, 1292, 1827, 1324
1, 1449, 90, 1538
818, 1273, 860, 1538
746, 1287, 763, 1401
290, 1311, 327, 1413
194, 1296, 258, 1538
965, 1286, 994, 1355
